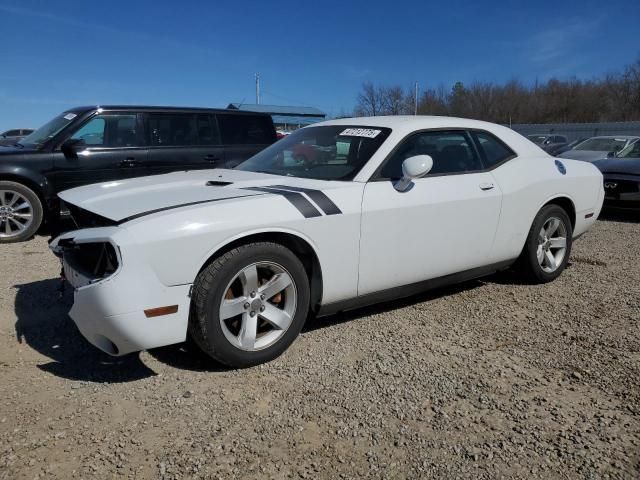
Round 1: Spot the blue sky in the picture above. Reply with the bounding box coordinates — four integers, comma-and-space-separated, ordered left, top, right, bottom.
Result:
1, 0, 639, 131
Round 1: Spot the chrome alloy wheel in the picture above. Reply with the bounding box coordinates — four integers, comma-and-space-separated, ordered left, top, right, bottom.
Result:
219, 262, 297, 351
0, 190, 34, 239
537, 217, 568, 273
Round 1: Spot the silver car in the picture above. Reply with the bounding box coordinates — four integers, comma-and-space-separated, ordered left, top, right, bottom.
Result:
557, 136, 640, 162
0, 128, 34, 146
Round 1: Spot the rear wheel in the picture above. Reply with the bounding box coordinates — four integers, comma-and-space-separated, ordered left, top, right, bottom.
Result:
0, 181, 43, 243
189, 242, 310, 367
517, 204, 573, 283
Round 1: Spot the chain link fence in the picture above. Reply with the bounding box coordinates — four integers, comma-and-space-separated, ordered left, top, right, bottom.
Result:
509, 122, 640, 142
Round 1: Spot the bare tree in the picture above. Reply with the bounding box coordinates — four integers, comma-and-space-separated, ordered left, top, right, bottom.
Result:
380, 86, 409, 115
354, 82, 382, 116
354, 59, 640, 123
418, 86, 448, 115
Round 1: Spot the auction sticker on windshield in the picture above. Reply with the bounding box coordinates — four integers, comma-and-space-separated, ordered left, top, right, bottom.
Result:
63, 113, 77, 121
340, 128, 381, 138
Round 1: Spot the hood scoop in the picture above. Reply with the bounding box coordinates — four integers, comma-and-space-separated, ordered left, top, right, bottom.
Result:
206, 180, 234, 187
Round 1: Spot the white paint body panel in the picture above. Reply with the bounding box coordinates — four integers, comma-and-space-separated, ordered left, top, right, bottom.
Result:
359, 171, 502, 294
51, 116, 603, 356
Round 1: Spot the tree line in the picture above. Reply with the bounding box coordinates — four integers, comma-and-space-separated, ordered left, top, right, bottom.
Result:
353, 60, 640, 124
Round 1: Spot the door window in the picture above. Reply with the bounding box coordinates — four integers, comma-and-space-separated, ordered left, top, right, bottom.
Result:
471, 131, 516, 168
70, 114, 138, 147
379, 130, 482, 179
147, 114, 199, 146
4, 129, 21, 137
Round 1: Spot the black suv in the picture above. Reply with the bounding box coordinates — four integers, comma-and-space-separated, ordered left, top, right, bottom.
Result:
0, 105, 277, 243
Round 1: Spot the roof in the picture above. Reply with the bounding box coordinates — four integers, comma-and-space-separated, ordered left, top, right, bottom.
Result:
64, 105, 270, 116
316, 115, 546, 159
227, 103, 326, 117
316, 115, 508, 129
271, 115, 324, 126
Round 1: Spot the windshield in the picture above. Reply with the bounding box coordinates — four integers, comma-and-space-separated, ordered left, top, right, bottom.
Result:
574, 137, 629, 152
19, 112, 78, 147
616, 140, 640, 158
528, 135, 547, 144
236, 125, 392, 180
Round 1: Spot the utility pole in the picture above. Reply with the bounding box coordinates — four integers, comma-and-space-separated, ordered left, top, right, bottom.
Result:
255, 73, 260, 105
414, 81, 418, 115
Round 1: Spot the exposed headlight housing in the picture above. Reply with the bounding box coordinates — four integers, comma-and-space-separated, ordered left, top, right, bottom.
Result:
60, 241, 120, 286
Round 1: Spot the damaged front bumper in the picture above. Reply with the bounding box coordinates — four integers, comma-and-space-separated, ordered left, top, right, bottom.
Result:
50, 228, 192, 356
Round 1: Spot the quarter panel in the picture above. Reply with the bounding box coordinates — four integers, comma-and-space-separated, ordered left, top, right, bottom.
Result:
489, 156, 602, 263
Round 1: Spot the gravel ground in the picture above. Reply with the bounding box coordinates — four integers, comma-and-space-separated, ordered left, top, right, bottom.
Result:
0, 211, 639, 479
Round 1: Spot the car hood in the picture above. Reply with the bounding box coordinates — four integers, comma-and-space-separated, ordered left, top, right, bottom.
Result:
592, 158, 640, 176
58, 169, 344, 223
556, 150, 610, 162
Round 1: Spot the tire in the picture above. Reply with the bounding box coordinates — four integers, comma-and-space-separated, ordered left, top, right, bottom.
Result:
188, 242, 310, 368
517, 204, 573, 283
0, 181, 43, 243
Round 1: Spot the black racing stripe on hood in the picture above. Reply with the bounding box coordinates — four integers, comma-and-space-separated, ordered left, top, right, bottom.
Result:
241, 187, 322, 218
118, 193, 268, 224
269, 185, 342, 215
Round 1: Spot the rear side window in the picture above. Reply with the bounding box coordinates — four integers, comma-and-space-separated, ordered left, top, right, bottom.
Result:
218, 114, 275, 145
472, 131, 516, 168
196, 114, 221, 145
147, 113, 199, 146
5, 129, 21, 136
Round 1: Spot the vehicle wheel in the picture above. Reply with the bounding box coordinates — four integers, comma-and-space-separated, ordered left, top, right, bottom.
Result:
518, 204, 573, 283
0, 181, 43, 243
188, 242, 310, 368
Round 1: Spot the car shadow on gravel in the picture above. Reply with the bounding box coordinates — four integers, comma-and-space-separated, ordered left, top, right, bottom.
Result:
303, 279, 487, 333
14, 278, 156, 383
598, 208, 640, 223
147, 341, 233, 373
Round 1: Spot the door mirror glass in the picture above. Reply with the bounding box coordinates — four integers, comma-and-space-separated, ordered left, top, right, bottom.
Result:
61, 138, 86, 157
395, 155, 433, 192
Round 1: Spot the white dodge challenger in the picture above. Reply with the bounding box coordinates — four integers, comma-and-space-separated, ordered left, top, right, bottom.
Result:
51, 116, 604, 367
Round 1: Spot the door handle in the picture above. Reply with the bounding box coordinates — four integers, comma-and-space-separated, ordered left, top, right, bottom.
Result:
119, 157, 139, 167
204, 155, 221, 164
479, 182, 495, 191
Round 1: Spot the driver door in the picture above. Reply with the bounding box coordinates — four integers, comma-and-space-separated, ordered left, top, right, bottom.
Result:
358, 130, 502, 295
52, 112, 148, 191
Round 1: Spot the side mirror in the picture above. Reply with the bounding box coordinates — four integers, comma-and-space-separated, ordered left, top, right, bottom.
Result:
394, 155, 433, 192
606, 151, 615, 158
61, 138, 86, 158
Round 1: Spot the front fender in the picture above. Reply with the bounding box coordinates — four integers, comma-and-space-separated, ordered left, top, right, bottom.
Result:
0, 164, 55, 200
196, 226, 321, 275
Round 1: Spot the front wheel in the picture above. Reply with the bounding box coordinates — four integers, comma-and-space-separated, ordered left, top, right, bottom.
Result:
0, 181, 43, 243
517, 204, 573, 283
188, 242, 310, 367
